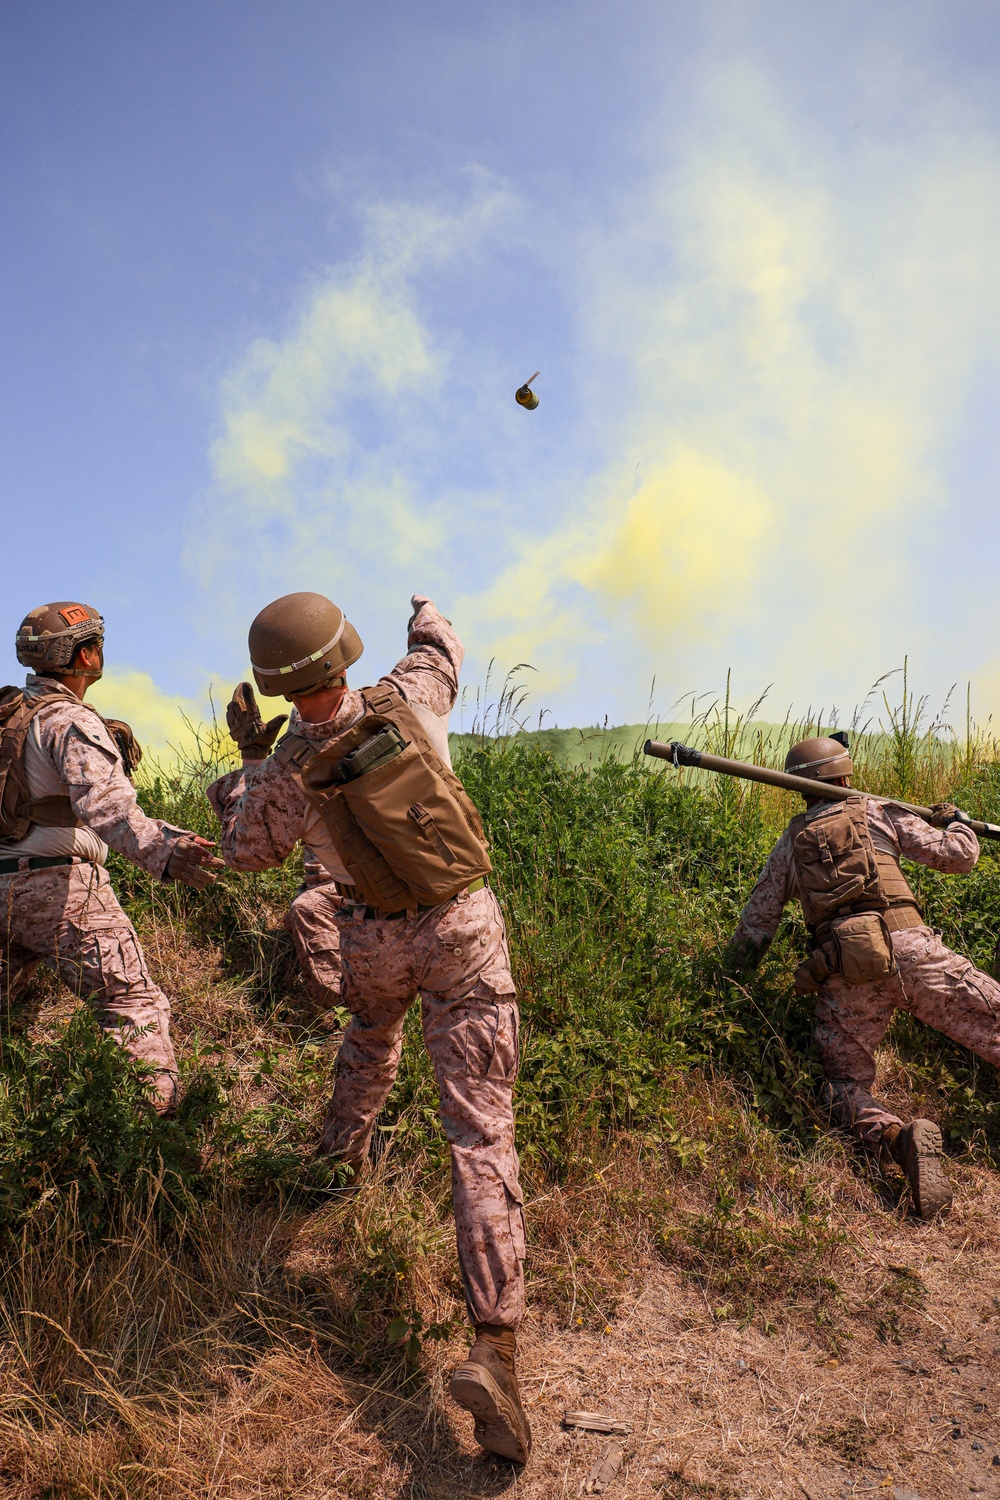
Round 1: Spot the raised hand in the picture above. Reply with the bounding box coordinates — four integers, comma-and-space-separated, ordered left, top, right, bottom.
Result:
408, 594, 432, 629
226, 681, 288, 761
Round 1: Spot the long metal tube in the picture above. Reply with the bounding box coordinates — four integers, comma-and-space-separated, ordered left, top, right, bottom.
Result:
643, 739, 1000, 842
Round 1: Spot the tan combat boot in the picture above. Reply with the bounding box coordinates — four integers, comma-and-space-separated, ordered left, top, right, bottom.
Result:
884, 1119, 953, 1219
449, 1324, 532, 1464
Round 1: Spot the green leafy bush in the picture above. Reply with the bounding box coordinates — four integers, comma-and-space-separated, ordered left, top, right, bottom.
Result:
0, 1011, 213, 1232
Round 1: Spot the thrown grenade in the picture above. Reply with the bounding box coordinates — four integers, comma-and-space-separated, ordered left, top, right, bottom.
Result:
515, 371, 540, 409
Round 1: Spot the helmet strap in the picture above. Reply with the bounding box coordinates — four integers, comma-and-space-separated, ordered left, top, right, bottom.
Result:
295, 674, 346, 696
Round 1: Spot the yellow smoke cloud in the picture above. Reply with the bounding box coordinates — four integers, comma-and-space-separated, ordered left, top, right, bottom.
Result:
573, 449, 775, 637
87, 669, 216, 764
465, 71, 1000, 709
209, 274, 439, 505
185, 188, 514, 620
463, 447, 775, 687
186, 278, 441, 614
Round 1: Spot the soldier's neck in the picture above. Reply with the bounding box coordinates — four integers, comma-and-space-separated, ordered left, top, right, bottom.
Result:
37, 672, 90, 702
291, 683, 349, 723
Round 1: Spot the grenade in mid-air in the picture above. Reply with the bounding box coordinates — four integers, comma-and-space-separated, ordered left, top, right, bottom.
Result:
515, 371, 539, 409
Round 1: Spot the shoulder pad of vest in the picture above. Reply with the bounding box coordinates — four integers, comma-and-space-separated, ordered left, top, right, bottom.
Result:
273, 732, 316, 768
362, 683, 404, 716
2, 685, 69, 728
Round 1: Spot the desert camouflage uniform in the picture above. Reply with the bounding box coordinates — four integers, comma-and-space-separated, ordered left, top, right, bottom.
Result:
0, 676, 189, 1104
208, 602, 526, 1330
283, 849, 344, 1010
731, 800, 1000, 1148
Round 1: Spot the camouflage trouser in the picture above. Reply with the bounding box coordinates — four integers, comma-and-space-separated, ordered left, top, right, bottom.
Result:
320, 884, 525, 1330
815, 924, 1000, 1148
283, 882, 343, 1009
0, 861, 177, 1111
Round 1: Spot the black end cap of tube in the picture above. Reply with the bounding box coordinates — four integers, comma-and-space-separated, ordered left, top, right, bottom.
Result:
644, 739, 700, 767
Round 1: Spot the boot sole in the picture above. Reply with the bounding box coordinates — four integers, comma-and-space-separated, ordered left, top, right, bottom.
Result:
905, 1120, 953, 1219
449, 1361, 531, 1464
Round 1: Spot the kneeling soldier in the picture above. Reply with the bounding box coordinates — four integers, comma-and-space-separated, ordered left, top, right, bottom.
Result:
729, 735, 1000, 1218
214, 686, 348, 1012
0, 602, 224, 1113
208, 592, 531, 1465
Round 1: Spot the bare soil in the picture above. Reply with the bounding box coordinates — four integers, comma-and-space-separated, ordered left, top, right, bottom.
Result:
515, 1224, 998, 1498
323, 1162, 1000, 1500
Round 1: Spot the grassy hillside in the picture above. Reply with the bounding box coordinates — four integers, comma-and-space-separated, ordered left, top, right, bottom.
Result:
2, 690, 1000, 1496
449, 720, 821, 768
449, 722, 689, 767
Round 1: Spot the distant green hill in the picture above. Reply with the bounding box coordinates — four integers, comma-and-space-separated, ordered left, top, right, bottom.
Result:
449, 721, 813, 768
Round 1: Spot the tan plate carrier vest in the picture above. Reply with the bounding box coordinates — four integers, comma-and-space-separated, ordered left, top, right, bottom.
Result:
788, 797, 922, 993
0, 685, 84, 840
276, 684, 491, 913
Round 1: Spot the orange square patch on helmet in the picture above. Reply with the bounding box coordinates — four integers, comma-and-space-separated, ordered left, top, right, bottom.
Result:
58, 605, 92, 626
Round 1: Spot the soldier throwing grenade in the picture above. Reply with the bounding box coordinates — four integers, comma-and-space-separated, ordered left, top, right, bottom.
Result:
0, 602, 224, 1113
208, 592, 531, 1465
728, 735, 1000, 1218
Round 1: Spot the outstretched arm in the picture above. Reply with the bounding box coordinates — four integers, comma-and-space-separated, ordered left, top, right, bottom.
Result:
379, 596, 464, 717
876, 802, 980, 874
46, 708, 210, 881
726, 832, 795, 968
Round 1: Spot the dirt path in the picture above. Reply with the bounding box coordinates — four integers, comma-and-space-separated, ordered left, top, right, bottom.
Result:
404, 1166, 1000, 1500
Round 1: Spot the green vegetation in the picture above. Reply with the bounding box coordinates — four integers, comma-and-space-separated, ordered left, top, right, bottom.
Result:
2, 671, 1000, 1492
7, 675, 1000, 1230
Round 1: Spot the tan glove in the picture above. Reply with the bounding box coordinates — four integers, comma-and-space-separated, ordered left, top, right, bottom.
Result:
166, 835, 226, 889
407, 594, 452, 631
929, 802, 961, 828
102, 717, 143, 778
408, 594, 432, 629
226, 681, 288, 761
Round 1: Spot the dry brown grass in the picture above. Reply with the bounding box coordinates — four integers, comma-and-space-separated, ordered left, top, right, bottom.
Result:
4, 954, 1000, 1500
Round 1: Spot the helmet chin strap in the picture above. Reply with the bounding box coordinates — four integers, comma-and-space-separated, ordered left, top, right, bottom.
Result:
67, 643, 105, 681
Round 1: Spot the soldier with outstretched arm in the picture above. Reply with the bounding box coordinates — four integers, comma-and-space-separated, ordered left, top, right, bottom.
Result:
0, 602, 224, 1113
207, 592, 531, 1466
718, 735, 1000, 1217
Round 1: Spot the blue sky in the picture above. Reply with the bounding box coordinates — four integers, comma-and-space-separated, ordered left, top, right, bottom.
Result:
3, 2, 1000, 749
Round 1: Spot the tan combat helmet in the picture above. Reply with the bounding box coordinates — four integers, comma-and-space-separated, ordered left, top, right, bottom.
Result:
784, 734, 853, 784
15, 601, 105, 676
249, 592, 364, 698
